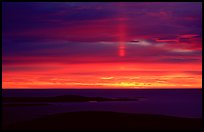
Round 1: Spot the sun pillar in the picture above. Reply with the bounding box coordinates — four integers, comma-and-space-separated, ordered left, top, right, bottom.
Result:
118, 3, 126, 57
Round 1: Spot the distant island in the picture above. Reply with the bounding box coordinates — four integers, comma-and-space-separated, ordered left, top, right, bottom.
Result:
3, 95, 140, 103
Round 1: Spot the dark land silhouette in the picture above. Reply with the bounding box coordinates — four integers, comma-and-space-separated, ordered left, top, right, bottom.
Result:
4, 111, 201, 130
3, 94, 140, 103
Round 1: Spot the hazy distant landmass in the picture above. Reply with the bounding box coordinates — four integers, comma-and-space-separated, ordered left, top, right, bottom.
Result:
3, 94, 140, 103
4, 111, 201, 130
3, 103, 51, 107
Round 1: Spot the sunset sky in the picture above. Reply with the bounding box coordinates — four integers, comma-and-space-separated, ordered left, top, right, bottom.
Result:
2, 2, 202, 89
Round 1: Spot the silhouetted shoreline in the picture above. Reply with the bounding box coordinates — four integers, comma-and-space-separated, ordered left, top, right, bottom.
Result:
3, 103, 51, 107
3, 94, 140, 103
4, 111, 201, 130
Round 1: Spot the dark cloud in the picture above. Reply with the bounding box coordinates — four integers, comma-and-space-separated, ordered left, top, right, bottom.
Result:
184, 71, 202, 75
2, 2, 202, 65
2, 2, 116, 33
158, 58, 201, 63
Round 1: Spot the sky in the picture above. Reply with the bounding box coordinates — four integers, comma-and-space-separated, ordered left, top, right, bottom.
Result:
2, 2, 202, 89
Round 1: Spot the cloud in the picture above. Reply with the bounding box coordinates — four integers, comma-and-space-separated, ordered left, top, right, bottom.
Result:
100, 77, 114, 80
3, 2, 202, 42
2, 38, 202, 65
2, 2, 202, 88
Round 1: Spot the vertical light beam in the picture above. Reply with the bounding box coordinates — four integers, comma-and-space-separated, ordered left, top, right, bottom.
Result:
118, 3, 126, 57
119, 22, 125, 57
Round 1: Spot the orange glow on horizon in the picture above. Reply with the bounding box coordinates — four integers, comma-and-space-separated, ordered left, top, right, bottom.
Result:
2, 62, 202, 89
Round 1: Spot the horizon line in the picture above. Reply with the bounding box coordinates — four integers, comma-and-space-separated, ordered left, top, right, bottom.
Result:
2, 88, 202, 90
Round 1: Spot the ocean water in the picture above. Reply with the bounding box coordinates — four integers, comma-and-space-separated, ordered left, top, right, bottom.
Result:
2, 89, 202, 126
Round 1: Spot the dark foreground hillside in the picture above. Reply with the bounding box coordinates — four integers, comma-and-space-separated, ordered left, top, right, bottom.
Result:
3, 111, 202, 131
